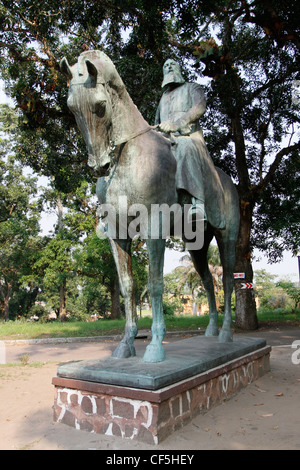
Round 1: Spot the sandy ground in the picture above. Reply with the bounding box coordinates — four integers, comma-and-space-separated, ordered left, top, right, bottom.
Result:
0, 327, 300, 451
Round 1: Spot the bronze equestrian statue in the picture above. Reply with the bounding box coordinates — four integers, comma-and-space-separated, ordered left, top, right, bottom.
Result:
60, 50, 240, 363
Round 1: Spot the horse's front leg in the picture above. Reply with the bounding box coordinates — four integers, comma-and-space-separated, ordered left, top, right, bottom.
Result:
109, 238, 138, 358
143, 238, 166, 363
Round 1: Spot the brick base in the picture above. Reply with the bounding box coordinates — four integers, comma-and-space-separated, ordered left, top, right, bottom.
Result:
52, 345, 270, 444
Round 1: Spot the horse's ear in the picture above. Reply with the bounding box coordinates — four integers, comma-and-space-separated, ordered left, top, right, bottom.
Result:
60, 57, 73, 80
85, 59, 98, 81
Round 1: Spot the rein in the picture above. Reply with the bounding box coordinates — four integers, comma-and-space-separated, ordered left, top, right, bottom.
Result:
112, 125, 156, 147
107, 125, 160, 173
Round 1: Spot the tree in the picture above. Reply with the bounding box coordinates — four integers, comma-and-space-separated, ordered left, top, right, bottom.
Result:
0, 0, 175, 190
74, 234, 121, 319
0, 105, 44, 321
33, 232, 75, 320
0, 153, 42, 320
31, 175, 99, 320
164, 245, 223, 314
254, 269, 300, 310
166, 1, 299, 329
254, 268, 278, 309
0, 1, 299, 330
74, 234, 148, 319
277, 280, 300, 309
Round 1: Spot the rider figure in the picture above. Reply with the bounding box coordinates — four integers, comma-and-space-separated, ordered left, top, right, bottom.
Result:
155, 59, 226, 230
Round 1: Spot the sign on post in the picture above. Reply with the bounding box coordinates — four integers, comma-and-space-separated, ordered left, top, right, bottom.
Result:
240, 282, 255, 289
234, 273, 245, 279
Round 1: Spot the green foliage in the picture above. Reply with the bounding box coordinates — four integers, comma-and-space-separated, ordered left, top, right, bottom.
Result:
277, 281, 300, 309
0, 0, 177, 192
163, 245, 223, 313
257, 307, 300, 321
0, 123, 43, 319
254, 269, 298, 310
27, 303, 49, 320
162, 298, 177, 316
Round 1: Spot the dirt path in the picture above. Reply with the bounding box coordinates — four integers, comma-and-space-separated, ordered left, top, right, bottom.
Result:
0, 329, 300, 450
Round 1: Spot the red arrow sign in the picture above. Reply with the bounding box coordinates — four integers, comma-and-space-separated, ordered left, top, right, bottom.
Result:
241, 282, 255, 289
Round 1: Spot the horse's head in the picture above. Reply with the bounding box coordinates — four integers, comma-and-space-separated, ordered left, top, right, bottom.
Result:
60, 51, 124, 175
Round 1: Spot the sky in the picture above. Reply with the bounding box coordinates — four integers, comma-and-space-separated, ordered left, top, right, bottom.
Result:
1, 81, 298, 283
0, 80, 12, 104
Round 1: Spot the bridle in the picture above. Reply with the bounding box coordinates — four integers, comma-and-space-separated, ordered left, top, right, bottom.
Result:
111, 125, 153, 148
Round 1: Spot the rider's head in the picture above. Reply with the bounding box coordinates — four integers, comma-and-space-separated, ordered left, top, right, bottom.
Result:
162, 59, 185, 91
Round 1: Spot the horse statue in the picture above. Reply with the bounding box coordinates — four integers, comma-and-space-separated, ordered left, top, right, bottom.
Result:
60, 50, 240, 363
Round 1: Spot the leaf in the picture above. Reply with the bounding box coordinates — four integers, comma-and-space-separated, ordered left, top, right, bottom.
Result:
262, 413, 274, 417
275, 392, 284, 397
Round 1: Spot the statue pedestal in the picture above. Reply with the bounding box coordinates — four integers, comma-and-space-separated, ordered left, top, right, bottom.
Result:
52, 336, 271, 445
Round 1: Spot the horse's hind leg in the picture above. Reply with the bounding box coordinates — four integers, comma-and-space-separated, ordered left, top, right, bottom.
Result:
216, 235, 236, 342
189, 230, 219, 337
143, 238, 166, 363
109, 238, 138, 358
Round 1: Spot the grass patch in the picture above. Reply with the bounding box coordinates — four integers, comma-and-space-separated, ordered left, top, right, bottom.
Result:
0, 362, 50, 383
164, 315, 210, 331
0, 318, 128, 340
0, 315, 209, 340
0, 308, 299, 341
256, 307, 300, 325
0, 361, 47, 369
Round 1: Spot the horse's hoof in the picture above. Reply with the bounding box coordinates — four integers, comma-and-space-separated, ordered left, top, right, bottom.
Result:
205, 322, 219, 337
143, 343, 165, 363
112, 341, 136, 359
218, 328, 233, 343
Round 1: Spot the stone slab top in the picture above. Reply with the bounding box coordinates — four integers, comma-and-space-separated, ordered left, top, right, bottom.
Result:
56, 336, 267, 391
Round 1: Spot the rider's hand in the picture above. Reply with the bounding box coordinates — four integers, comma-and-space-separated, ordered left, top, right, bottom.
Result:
158, 120, 179, 134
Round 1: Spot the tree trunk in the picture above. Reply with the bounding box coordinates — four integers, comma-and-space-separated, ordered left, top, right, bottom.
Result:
110, 278, 121, 319
234, 202, 258, 330
3, 283, 12, 321
230, 96, 258, 330
0, 283, 12, 321
59, 277, 67, 321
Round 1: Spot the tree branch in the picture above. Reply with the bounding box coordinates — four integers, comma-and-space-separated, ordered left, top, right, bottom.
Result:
254, 141, 300, 195
258, 111, 273, 183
